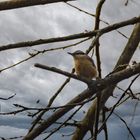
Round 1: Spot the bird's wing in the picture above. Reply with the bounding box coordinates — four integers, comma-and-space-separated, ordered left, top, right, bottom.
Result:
87, 56, 96, 67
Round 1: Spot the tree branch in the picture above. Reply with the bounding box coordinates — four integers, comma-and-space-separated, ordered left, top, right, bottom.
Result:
66, 2, 128, 39
93, 1, 106, 140
71, 23, 140, 140
0, 93, 16, 100
0, 37, 90, 73
34, 63, 91, 84
0, 0, 75, 11
29, 69, 74, 132
0, 16, 139, 52
113, 112, 136, 140
23, 62, 140, 140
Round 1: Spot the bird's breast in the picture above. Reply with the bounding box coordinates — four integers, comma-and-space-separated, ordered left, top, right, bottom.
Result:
74, 59, 97, 79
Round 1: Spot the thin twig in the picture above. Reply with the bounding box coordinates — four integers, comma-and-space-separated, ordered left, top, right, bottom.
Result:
113, 112, 136, 140
43, 105, 83, 140
0, 52, 40, 73
0, 38, 90, 73
66, 2, 128, 39
0, 93, 16, 100
0, 96, 97, 115
97, 74, 140, 134
127, 100, 139, 139
29, 69, 75, 132
66, 2, 96, 17
54, 121, 80, 127
86, 33, 101, 54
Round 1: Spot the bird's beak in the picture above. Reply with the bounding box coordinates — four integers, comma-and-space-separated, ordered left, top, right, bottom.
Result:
67, 52, 74, 56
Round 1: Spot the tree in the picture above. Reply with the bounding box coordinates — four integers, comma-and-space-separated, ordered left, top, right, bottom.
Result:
0, 0, 140, 140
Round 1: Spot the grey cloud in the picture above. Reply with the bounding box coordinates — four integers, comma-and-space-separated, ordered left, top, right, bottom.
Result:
0, 115, 31, 129
0, 126, 27, 139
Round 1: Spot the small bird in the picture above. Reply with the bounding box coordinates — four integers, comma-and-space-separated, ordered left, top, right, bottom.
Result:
68, 50, 98, 80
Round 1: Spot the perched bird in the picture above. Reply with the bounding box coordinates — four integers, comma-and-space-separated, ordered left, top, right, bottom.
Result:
68, 50, 98, 80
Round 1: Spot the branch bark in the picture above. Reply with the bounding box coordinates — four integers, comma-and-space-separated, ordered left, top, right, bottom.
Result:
93, 1, 106, 140
0, 0, 75, 11
71, 23, 140, 140
34, 63, 90, 84
23, 62, 140, 140
0, 16, 139, 52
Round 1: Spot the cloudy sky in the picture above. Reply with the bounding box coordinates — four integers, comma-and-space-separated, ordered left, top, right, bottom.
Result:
0, 0, 140, 140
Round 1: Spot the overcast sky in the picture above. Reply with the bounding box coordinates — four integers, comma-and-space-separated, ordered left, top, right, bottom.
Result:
0, 0, 140, 140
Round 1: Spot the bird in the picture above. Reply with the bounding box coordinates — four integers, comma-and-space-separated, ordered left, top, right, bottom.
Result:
68, 50, 98, 80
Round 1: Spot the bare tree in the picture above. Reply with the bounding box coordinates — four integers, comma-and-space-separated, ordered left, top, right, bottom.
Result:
0, 0, 140, 140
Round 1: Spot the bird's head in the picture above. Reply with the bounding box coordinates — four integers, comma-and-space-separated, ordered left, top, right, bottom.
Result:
68, 50, 85, 58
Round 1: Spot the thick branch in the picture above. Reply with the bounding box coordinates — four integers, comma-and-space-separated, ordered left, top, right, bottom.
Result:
23, 62, 140, 140
94, 0, 105, 77
0, 16, 139, 52
0, 0, 75, 11
93, 1, 106, 140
